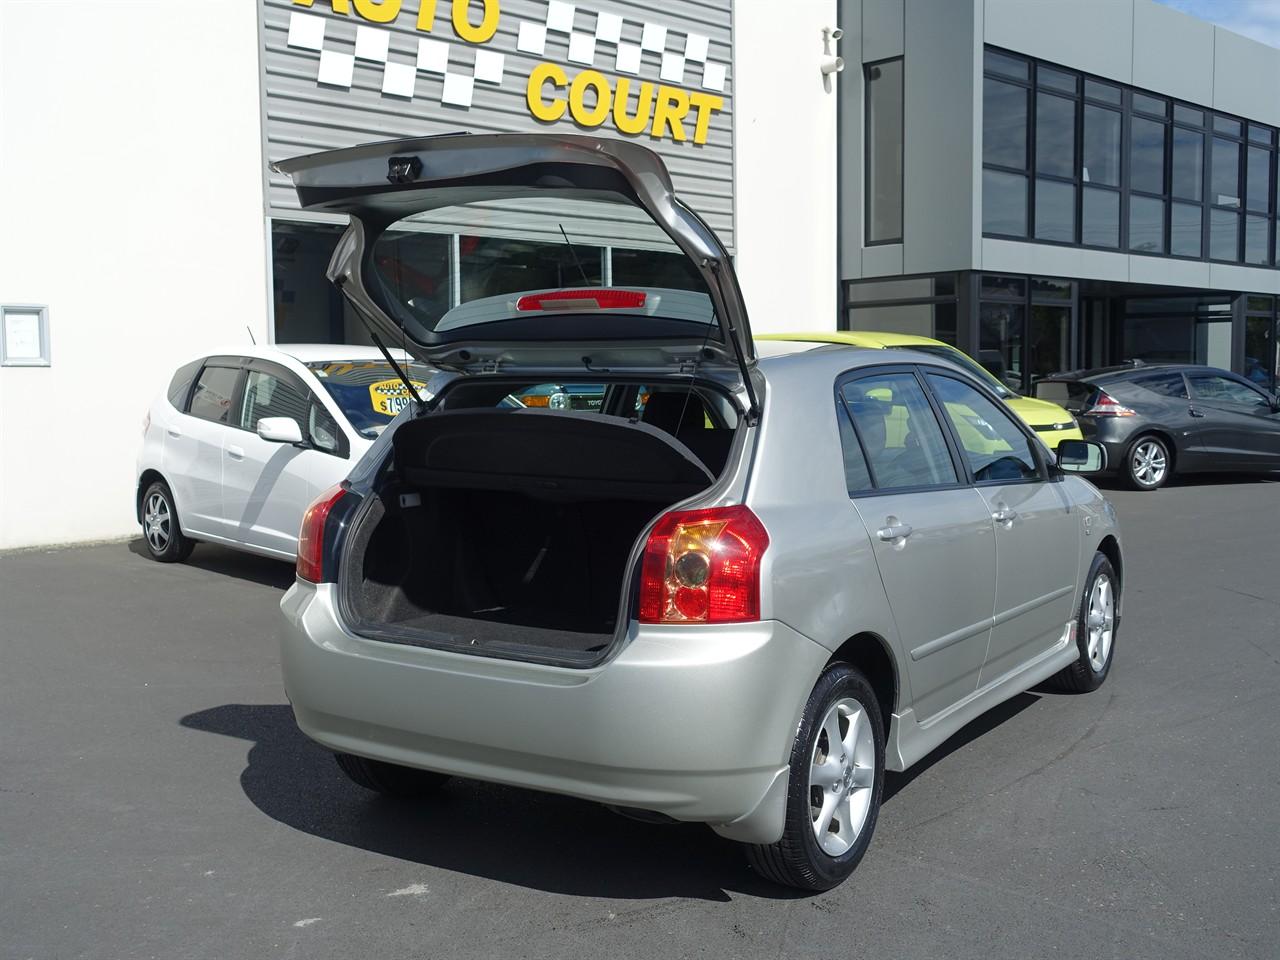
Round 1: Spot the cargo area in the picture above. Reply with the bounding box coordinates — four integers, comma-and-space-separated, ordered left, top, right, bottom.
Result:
340, 384, 740, 664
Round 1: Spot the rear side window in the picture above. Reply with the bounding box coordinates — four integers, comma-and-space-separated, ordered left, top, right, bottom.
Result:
926, 374, 1040, 482
840, 373, 958, 490
835, 398, 873, 494
167, 359, 203, 409
188, 366, 240, 425
1134, 373, 1188, 398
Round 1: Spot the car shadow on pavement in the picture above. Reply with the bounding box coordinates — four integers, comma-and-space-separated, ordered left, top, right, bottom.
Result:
179, 703, 801, 902
127, 539, 295, 590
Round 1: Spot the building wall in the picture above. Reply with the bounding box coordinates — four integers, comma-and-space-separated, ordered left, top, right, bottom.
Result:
0, 1, 269, 550
734, 0, 840, 332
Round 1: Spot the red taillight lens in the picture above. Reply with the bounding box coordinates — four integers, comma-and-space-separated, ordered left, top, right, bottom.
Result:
516, 289, 647, 311
1084, 390, 1136, 417
638, 505, 769, 624
297, 484, 347, 583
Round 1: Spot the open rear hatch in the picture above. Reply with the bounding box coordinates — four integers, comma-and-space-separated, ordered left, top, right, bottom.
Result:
274, 134, 758, 665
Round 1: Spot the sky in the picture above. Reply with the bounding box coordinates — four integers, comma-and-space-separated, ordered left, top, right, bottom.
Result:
1156, 0, 1280, 49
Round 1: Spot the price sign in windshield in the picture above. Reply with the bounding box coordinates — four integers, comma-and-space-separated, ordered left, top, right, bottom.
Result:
369, 378, 428, 417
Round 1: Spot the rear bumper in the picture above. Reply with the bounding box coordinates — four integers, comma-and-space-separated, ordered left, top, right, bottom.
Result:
279, 582, 828, 843
1078, 418, 1140, 474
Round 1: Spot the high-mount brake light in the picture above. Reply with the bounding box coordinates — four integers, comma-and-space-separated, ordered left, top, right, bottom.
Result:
515, 289, 647, 311
1084, 390, 1137, 417
297, 484, 348, 583
638, 505, 769, 624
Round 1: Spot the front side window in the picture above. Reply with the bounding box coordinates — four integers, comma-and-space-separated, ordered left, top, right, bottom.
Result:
926, 374, 1040, 483
240, 370, 310, 433
865, 58, 904, 243
188, 366, 240, 425
840, 374, 958, 491
1187, 373, 1268, 408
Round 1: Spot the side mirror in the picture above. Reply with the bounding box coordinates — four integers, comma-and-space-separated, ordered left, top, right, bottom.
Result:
1056, 439, 1107, 473
257, 416, 304, 444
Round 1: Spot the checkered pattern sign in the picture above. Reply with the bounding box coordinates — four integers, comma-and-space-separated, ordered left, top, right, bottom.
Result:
285, 0, 726, 106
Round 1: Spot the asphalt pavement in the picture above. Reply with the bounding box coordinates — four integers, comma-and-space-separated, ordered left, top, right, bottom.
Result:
3, 475, 1278, 959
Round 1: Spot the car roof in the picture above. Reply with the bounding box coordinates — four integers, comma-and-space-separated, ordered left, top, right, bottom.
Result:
1043, 362, 1223, 383
190, 343, 414, 366
756, 342, 973, 380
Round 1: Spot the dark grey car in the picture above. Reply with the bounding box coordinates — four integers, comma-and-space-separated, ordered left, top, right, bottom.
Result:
1036, 364, 1280, 490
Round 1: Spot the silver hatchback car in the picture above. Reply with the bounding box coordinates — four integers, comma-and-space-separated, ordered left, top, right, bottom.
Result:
275, 134, 1123, 891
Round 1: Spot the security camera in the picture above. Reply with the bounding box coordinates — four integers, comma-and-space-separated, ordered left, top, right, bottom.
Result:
820, 55, 845, 76
830, 27, 844, 41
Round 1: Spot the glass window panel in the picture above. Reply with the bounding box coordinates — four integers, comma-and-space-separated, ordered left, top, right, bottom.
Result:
272, 221, 365, 344
189, 366, 239, 425
1038, 65, 1077, 94
846, 303, 935, 337
985, 49, 1029, 81
1246, 146, 1272, 213
458, 235, 603, 303
1174, 104, 1204, 126
1129, 117, 1166, 195
1132, 92, 1167, 117
1211, 138, 1241, 207
933, 274, 957, 297
610, 248, 702, 290
1029, 304, 1072, 385
1276, 219, 1280, 266
1246, 296, 1275, 313
1082, 105, 1121, 186
1031, 277, 1072, 300
240, 370, 310, 433
1082, 187, 1119, 247
1209, 208, 1240, 261
933, 302, 958, 345
984, 78, 1028, 168
1170, 202, 1202, 258
1129, 196, 1166, 254
1244, 215, 1269, 264
865, 58, 904, 242
1036, 93, 1076, 178
1134, 372, 1189, 398
1035, 179, 1076, 242
1171, 127, 1203, 201
1244, 316, 1275, 390
1248, 124, 1274, 145
983, 169, 1028, 236
840, 375, 958, 490
1084, 79, 1120, 104
979, 301, 1026, 392
1213, 115, 1243, 136
980, 275, 1027, 299
835, 398, 873, 495
1187, 373, 1269, 407
847, 277, 933, 302
927, 374, 1039, 482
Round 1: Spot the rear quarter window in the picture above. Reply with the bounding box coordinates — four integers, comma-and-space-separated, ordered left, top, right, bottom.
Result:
167, 359, 204, 409
1133, 373, 1188, 398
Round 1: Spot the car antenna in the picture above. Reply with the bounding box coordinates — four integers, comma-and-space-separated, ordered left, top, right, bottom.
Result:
246, 325, 256, 345
559, 224, 591, 286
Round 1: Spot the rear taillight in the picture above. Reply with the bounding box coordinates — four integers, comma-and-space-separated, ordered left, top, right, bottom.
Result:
638, 505, 769, 624
1084, 390, 1136, 417
516, 289, 647, 311
297, 484, 349, 583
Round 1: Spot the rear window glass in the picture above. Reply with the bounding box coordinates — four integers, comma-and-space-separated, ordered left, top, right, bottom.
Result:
370, 193, 718, 344
1134, 372, 1188, 398
307, 360, 434, 438
442, 380, 737, 430
1035, 380, 1094, 410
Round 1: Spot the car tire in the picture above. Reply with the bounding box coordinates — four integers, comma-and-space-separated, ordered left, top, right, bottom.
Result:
744, 663, 885, 891
141, 480, 195, 563
334, 752, 451, 799
1047, 552, 1118, 694
1125, 435, 1171, 490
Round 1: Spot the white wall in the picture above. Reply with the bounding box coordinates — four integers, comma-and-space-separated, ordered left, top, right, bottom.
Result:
733, 0, 840, 333
0, 1, 269, 549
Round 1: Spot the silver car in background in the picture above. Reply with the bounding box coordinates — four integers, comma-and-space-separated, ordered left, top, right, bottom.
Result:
275, 134, 1123, 891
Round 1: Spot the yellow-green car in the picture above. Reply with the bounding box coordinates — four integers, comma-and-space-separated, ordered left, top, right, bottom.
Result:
757, 331, 1083, 449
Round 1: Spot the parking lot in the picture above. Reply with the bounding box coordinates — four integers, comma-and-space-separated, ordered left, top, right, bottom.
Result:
3, 476, 1278, 960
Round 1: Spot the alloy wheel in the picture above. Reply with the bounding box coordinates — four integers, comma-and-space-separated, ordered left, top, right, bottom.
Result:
1131, 440, 1167, 487
1085, 574, 1115, 672
808, 698, 876, 857
144, 491, 171, 553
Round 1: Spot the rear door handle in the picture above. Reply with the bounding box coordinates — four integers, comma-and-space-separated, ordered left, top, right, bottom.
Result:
876, 518, 913, 542
992, 506, 1017, 525
166, 429, 182, 439
227, 445, 245, 461
1189, 407, 1206, 418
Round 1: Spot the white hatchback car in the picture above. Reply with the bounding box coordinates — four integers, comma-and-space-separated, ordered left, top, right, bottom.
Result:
136, 344, 430, 562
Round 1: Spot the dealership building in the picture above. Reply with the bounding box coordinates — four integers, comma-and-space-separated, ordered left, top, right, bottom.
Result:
1, 0, 1277, 549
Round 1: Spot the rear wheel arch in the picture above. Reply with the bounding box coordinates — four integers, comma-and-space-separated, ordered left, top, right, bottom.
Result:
1129, 428, 1177, 471
828, 632, 898, 738
137, 469, 167, 523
